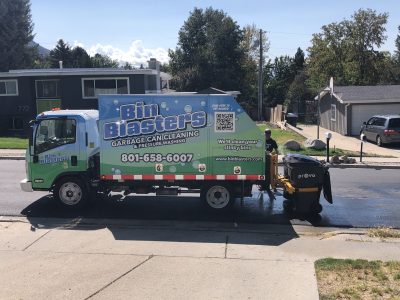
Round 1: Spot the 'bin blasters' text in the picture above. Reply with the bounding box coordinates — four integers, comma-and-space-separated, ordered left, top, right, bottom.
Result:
104, 102, 207, 139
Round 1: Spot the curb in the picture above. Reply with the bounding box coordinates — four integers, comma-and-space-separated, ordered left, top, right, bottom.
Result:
0, 156, 25, 160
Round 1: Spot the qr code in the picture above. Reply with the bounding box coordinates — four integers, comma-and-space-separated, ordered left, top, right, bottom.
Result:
215, 112, 235, 132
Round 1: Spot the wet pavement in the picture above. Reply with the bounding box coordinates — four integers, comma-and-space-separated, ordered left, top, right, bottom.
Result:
2, 161, 400, 229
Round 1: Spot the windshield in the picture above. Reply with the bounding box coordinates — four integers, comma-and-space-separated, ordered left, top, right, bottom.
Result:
35, 118, 76, 154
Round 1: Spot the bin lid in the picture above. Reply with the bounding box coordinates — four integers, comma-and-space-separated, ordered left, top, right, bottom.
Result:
283, 154, 322, 165
286, 113, 298, 118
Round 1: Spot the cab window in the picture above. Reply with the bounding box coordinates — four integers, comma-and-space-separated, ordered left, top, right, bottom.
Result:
35, 119, 76, 154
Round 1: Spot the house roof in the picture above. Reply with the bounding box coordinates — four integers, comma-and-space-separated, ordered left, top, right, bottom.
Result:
0, 68, 172, 81
198, 87, 241, 96
317, 85, 400, 104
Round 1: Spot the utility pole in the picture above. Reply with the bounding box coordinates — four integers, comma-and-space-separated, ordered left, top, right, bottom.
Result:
258, 29, 263, 121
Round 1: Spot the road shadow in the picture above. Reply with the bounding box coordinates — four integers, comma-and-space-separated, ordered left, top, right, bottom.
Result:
20, 193, 305, 246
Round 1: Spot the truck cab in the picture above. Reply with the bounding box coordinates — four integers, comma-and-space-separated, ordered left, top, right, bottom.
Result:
21, 110, 99, 206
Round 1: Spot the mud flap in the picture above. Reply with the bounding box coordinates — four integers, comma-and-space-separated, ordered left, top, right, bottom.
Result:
322, 170, 333, 204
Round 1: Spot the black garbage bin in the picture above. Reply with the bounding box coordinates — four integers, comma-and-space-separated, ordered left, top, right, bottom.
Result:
286, 113, 298, 127
283, 154, 328, 214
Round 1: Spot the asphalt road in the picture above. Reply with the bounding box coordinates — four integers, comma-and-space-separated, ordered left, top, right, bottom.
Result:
1, 160, 400, 228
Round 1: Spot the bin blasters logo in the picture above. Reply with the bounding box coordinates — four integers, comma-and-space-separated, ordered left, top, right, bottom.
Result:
104, 102, 207, 140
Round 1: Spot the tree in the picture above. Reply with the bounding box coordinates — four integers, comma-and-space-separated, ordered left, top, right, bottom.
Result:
0, 0, 37, 71
123, 62, 134, 70
393, 26, 400, 83
168, 7, 247, 94
71, 46, 91, 68
241, 24, 269, 65
307, 9, 389, 89
241, 24, 270, 111
265, 55, 297, 107
91, 53, 119, 68
49, 39, 72, 68
294, 47, 305, 71
395, 26, 400, 63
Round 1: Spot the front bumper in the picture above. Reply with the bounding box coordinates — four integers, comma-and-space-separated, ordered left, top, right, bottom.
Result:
20, 178, 33, 192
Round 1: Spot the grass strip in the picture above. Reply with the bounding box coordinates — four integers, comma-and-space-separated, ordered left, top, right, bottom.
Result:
315, 258, 400, 299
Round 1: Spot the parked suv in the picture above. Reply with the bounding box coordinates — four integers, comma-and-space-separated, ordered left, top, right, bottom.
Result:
360, 115, 400, 146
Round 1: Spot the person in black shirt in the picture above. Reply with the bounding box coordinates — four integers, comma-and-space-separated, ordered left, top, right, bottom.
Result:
261, 128, 279, 195
265, 128, 279, 154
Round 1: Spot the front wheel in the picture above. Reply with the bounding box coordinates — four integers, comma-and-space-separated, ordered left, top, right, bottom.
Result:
54, 177, 88, 209
360, 131, 366, 141
376, 135, 383, 147
201, 184, 234, 210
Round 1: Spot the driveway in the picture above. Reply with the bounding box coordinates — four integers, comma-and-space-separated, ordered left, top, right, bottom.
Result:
296, 124, 400, 158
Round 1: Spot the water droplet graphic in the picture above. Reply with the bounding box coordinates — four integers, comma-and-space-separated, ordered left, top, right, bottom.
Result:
184, 105, 192, 113
169, 166, 177, 173
161, 102, 167, 109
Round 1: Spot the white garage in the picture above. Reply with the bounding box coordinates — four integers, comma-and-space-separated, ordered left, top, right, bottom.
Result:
317, 82, 400, 136
351, 103, 400, 135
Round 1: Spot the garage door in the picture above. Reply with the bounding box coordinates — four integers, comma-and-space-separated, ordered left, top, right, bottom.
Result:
351, 104, 400, 135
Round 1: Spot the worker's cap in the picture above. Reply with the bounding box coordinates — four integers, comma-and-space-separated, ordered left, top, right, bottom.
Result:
264, 128, 271, 134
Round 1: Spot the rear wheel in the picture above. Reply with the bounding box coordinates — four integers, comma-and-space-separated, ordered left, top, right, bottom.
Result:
201, 184, 234, 210
54, 177, 88, 209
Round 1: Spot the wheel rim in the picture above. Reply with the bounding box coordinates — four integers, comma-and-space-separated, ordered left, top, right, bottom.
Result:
206, 186, 230, 209
59, 182, 82, 206
377, 136, 381, 146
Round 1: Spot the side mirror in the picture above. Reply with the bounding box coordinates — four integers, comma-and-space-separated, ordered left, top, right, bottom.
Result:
363, 122, 366, 125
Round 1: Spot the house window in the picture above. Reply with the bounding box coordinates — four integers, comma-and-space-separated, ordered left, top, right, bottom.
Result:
8, 117, 24, 130
0, 80, 18, 96
36, 80, 60, 98
82, 78, 129, 98
331, 104, 336, 121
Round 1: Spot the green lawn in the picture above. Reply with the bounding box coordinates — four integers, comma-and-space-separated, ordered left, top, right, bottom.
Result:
0, 137, 28, 149
315, 258, 400, 299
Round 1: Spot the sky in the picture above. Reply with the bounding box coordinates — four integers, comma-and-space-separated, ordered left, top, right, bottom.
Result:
30, 0, 400, 67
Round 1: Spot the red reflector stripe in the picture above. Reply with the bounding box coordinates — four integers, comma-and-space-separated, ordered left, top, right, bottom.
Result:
101, 174, 264, 181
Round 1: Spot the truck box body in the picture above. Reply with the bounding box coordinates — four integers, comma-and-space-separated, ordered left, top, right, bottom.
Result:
98, 94, 265, 181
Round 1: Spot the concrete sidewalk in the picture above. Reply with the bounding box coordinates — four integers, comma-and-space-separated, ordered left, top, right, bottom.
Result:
0, 217, 399, 299
295, 124, 400, 159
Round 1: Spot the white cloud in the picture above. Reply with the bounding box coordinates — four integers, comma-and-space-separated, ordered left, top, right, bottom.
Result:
74, 40, 169, 67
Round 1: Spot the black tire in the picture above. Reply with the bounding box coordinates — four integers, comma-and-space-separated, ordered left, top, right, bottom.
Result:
201, 184, 234, 211
360, 131, 366, 141
54, 177, 88, 209
283, 199, 294, 212
376, 135, 383, 147
310, 202, 323, 214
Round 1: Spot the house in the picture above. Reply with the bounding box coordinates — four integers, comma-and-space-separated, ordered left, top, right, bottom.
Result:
316, 79, 400, 136
0, 59, 170, 136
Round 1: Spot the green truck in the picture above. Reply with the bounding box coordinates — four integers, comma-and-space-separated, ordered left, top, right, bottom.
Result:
20, 94, 267, 210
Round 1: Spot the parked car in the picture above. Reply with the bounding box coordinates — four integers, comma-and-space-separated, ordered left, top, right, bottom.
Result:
360, 115, 400, 146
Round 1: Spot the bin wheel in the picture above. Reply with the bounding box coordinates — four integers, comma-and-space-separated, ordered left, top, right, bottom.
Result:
283, 199, 294, 212
201, 184, 234, 210
54, 177, 88, 209
310, 203, 323, 214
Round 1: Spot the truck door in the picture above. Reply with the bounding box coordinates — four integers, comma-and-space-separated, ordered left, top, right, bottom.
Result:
30, 117, 83, 190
